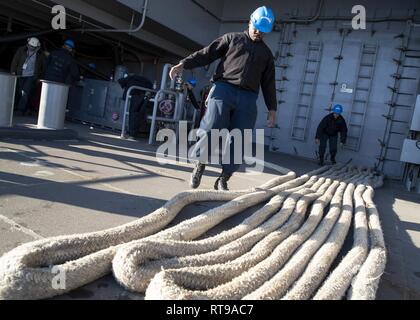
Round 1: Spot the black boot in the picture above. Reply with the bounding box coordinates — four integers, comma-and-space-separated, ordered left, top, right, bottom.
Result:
214, 172, 232, 191
190, 163, 206, 189
330, 155, 337, 165
318, 155, 325, 166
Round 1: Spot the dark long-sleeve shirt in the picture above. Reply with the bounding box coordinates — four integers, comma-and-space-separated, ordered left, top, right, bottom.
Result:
180, 31, 277, 111
316, 113, 348, 144
44, 48, 80, 85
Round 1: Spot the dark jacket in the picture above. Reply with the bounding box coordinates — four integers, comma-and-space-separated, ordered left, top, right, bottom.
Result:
118, 75, 153, 100
44, 48, 80, 84
186, 88, 200, 110
10, 46, 46, 77
180, 31, 277, 111
316, 113, 348, 144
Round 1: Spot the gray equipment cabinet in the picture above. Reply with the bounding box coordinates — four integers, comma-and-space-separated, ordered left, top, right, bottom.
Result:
67, 79, 125, 130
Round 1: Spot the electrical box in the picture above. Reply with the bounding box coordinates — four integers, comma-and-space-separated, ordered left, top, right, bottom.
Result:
67, 79, 124, 130
411, 95, 420, 132
400, 139, 420, 165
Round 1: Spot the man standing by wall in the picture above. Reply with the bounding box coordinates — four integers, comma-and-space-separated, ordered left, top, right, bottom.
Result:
11, 37, 45, 116
44, 40, 80, 85
169, 6, 278, 191
315, 104, 348, 166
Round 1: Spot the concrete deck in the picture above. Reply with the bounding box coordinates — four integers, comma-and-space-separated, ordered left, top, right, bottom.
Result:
0, 117, 419, 300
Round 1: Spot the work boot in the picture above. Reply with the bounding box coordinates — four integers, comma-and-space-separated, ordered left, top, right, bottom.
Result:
214, 173, 232, 191
331, 156, 337, 165
318, 157, 324, 166
190, 163, 206, 189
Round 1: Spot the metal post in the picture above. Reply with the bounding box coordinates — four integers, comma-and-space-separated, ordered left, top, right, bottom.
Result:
160, 64, 173, 90
0, 72, 17, 127
148, 89, 180, 145
37, 80, 70, 130
120, 85, 157, 139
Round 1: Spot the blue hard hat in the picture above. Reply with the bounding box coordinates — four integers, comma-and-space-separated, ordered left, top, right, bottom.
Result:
332, 104, 344, 114
250, 6, 275, 33
64, 39, 75, 49
187, 78, 197, 87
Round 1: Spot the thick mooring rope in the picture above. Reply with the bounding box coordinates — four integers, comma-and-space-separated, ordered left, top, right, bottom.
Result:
347, 178, 386, 300
144, 166, 385, 300
0, 166, 297, 300
0, 164, 385, 300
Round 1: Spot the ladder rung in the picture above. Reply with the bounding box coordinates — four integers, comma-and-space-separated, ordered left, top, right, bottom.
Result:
301, 93, 311, 96
351, 111, 365, 115
349, 123, 363, 127
302, 81, 314, 85
356, 87, 369, 91
305, 70, 316, 74
403, 64, 420, 69
363, 51, 376, 54
296, 116, 307, 119
292, 127, 305, 131
307, 59, 319, 62
358, 75, 372, 79
360, 64, 374, 67
394, 104, 413, 108
396, 92, 414, 96
379, 158, 400, 163
297, 104, 309, 107
354, 99, 367, 103
390, 119, 409, 124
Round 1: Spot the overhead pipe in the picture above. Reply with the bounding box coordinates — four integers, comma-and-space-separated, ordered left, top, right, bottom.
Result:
283, 0, 324, 24
0, 29, 61, 43
190, 0, 221, 22
191, 0, 323, 24
213, 0, 420, 26
28, 0, 149, 34
73, 0, 149, 34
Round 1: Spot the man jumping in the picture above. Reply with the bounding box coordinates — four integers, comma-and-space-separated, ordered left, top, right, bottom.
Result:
169, 6, 278, 191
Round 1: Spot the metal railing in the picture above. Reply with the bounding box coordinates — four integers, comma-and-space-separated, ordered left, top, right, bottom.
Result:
148, 89, 181, 144
120, 85, 157, 139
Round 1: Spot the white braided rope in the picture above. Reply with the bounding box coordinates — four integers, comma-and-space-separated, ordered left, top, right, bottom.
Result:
144, 166, 369, 299
313, 175, 373, 300
247, 171, 370, 300
0, 167, 299, 300
348, 177, 386, 300
113, 170, 335, 293
144, 167, 384, 300
0, 164, 385, 300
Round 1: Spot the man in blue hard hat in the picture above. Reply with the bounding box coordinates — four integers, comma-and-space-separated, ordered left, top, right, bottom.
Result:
169, 6, 277, 191
44, 39, 80, 85
315, 104, 348, 166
